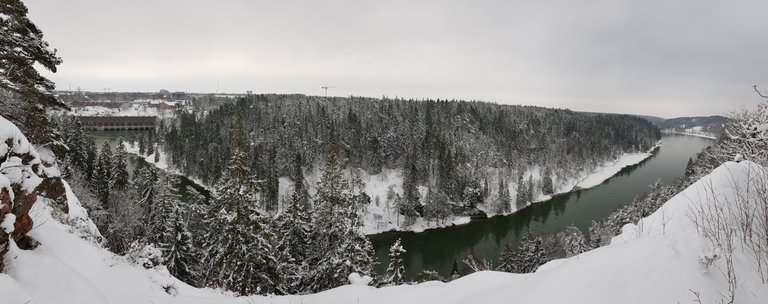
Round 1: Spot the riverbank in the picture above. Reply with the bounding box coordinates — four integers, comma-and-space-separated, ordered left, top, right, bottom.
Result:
366, 143, 663, 235
120, 139, 662, 236
662, 129, 718, 140
121, 142, 216, 194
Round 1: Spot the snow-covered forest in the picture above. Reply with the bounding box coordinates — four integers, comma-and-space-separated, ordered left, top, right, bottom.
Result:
3, 0, 768, 303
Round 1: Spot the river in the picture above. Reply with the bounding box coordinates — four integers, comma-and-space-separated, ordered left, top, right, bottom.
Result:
92, 131, 713, 279
369, 134, 714, 279
89, 130, 211, 201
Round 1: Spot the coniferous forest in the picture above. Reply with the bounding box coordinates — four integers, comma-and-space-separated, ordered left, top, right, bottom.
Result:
163, 94, 660, 205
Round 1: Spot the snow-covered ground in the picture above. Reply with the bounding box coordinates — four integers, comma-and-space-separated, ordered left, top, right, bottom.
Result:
663, 128, 718, 140
66, 101, 180, 118
574, 145, 659, 189
4, 158, 766, 303
123, 142, 661, 235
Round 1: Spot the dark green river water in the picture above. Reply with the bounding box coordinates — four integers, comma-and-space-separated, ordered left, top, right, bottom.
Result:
93, 131, 713, 279
91, 130, 211, 201
369, 134, 714, 278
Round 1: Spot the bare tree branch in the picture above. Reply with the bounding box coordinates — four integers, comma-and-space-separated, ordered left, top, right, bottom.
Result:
754, 85, 768, 99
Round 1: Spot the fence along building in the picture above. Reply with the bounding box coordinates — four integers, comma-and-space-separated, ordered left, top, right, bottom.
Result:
77, 116, 157, 130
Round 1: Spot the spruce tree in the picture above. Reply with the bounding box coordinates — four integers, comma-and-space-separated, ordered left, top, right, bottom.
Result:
496, 177, 511, 214
526, 175, 535, 203
93, 142, 113, 204
399, 163, 420, 226
273, 184, 313, 293
515, 174, 527, 210
164, 202, 200, 286
308, 149, 374, 292
541, 168, 554, 195
85, 138, 97, 181
111, 139, 129, 189
208, 121, 279, 295
562, 225, 588, 257
385, 238, 406, 285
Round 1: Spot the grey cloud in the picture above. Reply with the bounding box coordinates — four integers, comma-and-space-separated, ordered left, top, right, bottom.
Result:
25, 0, 768, 117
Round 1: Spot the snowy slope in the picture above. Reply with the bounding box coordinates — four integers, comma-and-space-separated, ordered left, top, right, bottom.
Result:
127, 143, 660, 235
2, 200, 224, 304
4, 158, 765, 303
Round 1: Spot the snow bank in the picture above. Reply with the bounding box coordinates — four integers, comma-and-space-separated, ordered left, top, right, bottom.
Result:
575, 145, 659, 189
229, 160, 768, 304
2, 200, 222, 304
663, 129, 718, 140
3, 142, 766, 303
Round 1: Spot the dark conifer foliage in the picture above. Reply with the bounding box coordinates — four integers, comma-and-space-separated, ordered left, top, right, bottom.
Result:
162, 95, 660, 204
0, 0, 66, 144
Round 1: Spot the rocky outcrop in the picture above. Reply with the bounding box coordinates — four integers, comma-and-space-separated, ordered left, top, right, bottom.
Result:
1, 115, 71, 270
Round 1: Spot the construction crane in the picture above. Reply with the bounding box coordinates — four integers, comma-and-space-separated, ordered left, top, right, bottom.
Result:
321, 86, 337, 97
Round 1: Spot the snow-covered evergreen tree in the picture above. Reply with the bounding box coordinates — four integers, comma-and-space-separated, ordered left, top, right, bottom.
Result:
274, 185, 313, 294
498, 232, 548, 274
496, 177, 511, 214
526, 175, 535, 204
92, 142, 113, 204
399, 163, 421, 226
163, 204, 200, 286
423, 188, 452, 225
515, 174, 527, 210
308, 150, 374, 292
541, 168, 554, 195
385, 239, 406, 285
111, 139, 129, 189
207, 123, 279, 295
0, 0, 66, 144
562, 225, 588, 257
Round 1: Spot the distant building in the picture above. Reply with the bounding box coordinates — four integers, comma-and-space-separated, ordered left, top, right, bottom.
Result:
77, 116, 156, 130
171, 91, 186, 100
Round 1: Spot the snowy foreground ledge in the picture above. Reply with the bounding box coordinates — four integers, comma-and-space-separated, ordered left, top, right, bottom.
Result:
4, 160, 767, 303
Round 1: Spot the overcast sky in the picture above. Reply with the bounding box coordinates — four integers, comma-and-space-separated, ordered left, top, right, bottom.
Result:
26, 0, 768, 117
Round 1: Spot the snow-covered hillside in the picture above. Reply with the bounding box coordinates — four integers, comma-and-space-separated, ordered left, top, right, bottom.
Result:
128, 142, 660, 235
4, 144, 767, 303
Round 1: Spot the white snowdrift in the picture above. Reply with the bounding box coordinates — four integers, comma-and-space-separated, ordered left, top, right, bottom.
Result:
4, 159, 766, 303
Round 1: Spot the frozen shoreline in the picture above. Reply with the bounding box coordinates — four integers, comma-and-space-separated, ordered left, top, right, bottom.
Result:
122, 140, 661, 236
368, 143, 663, 235
662, 130, 718, 140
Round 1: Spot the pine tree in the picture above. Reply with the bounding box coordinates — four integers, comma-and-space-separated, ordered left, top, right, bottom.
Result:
526, 175, 535, 203
139, 133, 146, 155
0, 0, 66, 144
56, 116, 89, 177
498, 232, 548, 273
541, 168, 554, 195
399, 163, 420, 226
273, 184, 313, 293
163, 203, 200, 286
93, 142, 113, 204
207, 120, 279, 295
308, 150, 374, 292
111, 139, 129, 189
515, 174, 527, 210
496, 242, 517, 272
85, 137, 97, 181
147, 173, 179, 245
496, 177, 511, 214
562, 225, 588, 257
132, 166, 157, 220
385, 238, 406, 285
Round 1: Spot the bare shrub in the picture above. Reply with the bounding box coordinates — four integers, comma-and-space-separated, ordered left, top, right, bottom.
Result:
688, 164, 768, 303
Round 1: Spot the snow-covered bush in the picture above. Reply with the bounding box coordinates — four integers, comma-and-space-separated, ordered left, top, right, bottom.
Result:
125, 240, 164, 269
